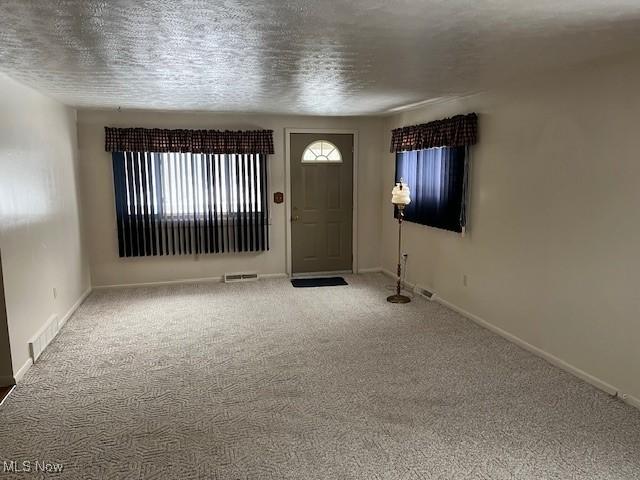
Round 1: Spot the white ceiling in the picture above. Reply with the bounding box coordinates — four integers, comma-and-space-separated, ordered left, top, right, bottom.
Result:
1, 0, 640, 115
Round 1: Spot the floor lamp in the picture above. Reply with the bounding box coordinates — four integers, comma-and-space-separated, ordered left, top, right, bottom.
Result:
387, 181, 411, 304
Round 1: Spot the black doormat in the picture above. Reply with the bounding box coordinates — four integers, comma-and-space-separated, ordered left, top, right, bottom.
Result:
291, 277, 348, 288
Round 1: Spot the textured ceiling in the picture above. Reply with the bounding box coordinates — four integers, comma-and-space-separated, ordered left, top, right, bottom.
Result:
1, 0, 640, 115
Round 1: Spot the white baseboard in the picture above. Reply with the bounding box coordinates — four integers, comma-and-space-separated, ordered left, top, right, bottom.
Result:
434, 295, 619, 396
621, 392, 640, 410
18, 286, 91, 383
29, 314, 58, 362
59, 287, 92, 329
28, 287, 93, 363
94, 273, 289, 289
93, 276, 224, 289
380, 267, 638, 410
14, 358, 32, 382
381, 268, 416, 290
358, 267, 383, 274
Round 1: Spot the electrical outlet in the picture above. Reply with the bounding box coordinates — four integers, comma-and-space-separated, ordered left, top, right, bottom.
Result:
463, 274, 468, 287
402, 253, 408, 260
52, 287, 57, 299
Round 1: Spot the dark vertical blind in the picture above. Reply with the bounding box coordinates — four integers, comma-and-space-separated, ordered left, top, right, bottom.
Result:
111, 151, 269, 257
395, 146, 467, 233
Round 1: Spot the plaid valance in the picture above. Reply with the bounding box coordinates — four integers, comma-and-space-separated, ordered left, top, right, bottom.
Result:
105, 127, 274, 154
390, 113, 478, 152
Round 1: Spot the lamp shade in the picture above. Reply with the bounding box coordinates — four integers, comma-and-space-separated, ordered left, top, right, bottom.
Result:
391, 181, 411, 205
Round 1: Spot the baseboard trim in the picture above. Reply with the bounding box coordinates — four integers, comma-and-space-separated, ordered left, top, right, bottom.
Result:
380, 268, 638, 410
381, 268, 416, 290
93, 276, 224, 289
18, 286, 91, 383
358, 267, 383, 274
94, 273, 289, 289
621, 393, 640, 410
14, 358, 32, 382
434, 295, 618, 396
28, 314, 58, 362
59, 287, 92, 329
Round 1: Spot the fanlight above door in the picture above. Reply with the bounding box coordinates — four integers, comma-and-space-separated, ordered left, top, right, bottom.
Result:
301, 140, 342, 163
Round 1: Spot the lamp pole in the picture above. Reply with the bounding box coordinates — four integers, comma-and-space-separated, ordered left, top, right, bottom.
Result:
387, 203, 410, 304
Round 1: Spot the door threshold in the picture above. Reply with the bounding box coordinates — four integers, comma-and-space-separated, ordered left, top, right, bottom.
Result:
291, 270, 352, 278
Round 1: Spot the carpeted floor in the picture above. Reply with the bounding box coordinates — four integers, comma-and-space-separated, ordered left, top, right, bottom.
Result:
1, 273, 639, 479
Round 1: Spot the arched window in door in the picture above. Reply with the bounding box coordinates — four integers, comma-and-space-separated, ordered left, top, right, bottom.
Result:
301, 140, 342, 163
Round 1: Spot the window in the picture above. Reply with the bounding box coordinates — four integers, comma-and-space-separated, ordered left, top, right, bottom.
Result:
124, 153, 262, 217
395, 146, 468, 233
302, 140, 342, 163
111, 151, 269, 257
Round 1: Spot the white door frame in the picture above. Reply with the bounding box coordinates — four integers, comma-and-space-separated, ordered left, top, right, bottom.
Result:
284, 128, 359, 277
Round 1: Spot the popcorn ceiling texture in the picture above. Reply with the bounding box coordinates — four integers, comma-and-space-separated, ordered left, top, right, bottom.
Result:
1, 0, 640, 114
0, 274, 639, 479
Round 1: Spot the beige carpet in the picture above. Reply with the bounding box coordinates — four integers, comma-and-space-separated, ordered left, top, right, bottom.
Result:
1, 273, 639, 479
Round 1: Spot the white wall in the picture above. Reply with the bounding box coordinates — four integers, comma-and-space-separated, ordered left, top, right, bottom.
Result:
381, 54, 640, 402
78, 110, 384, 286
0, 73, 90, 375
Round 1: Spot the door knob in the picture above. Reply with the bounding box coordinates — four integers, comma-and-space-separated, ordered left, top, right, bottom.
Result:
291, 215, 300, 222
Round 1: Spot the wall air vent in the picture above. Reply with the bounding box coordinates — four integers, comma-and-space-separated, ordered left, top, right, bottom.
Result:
29, 314, 59, 362
224, 272, 259, 283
